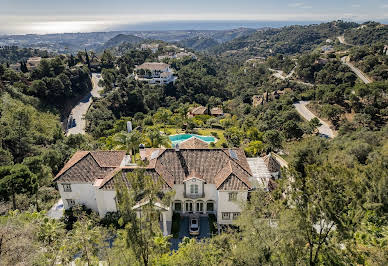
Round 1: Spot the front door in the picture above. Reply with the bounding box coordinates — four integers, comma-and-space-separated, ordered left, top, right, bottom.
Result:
185, 201, 193, 213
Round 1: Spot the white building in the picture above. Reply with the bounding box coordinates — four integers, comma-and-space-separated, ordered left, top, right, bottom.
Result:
134, 62, 175, 84
140, 43, 159, 53
54, 139, 282, 235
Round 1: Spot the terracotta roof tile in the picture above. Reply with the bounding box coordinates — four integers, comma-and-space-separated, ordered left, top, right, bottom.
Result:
263, 153, 281, 172
135, 62, 169, 71
54, 151, 89, 179
190, 106, 207, 115
56, 148, 253, 192
54, 153, 115, 183
90, 151, 126, 167
210, 107, 223, 115
179, 137, 209, 149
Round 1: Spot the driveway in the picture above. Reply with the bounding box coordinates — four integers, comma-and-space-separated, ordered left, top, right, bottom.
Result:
66, 73, 102, 136
293, 101, 335, 138
47, 199, 64, 219
170, 216, 210, 250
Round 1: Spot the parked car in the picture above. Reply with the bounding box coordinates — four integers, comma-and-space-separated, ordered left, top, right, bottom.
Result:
189, 217, 200, 236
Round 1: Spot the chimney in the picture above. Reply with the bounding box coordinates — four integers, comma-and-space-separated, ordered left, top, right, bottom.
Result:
174, 143, 180, 152
127, 121, 132, 133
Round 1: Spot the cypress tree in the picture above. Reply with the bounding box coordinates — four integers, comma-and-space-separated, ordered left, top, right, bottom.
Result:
85, 49, 91, 70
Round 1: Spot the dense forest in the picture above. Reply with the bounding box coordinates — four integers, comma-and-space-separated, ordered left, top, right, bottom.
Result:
0, 20, 387, 265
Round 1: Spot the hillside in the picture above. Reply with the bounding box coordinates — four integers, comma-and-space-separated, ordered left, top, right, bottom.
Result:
98, 34, 144, 51
210, 21, 359, 60
177, 36, 220, 51
344, 22, 388, 45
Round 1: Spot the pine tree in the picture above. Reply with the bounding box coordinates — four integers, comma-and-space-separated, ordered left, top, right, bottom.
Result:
85, 49, 91, 70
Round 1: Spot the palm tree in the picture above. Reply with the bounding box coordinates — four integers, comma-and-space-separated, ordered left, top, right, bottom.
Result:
112, 131, 143, 158
145, 128, 171, 148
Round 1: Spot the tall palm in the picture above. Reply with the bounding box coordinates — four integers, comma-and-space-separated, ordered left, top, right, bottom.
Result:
145, 128, 171, 148
113, 131, 143, 156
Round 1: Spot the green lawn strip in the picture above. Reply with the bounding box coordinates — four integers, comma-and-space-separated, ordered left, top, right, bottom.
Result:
196, 128, 226, 147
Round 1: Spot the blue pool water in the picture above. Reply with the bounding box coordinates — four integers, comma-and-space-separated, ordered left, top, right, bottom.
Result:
169, 134, 216, 145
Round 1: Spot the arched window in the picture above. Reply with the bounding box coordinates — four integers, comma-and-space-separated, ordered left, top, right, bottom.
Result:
173, 201, 182, 212
196, 200, 204, 213
206, 200, 215, 212
185, 200, 193, 213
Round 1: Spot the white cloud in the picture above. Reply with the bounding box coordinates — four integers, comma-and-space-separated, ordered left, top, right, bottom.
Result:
288, 2, 312, 9
288, 2, 304, 7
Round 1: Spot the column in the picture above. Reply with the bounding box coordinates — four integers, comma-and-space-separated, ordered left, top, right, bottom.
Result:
162, 212, 168, 236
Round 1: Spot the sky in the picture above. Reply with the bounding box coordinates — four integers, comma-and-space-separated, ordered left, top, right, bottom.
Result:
1, 0, 388, 34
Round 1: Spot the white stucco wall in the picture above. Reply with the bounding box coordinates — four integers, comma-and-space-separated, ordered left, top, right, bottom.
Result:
58, 182, 98, 212
172, 183, 218, 213
95, 189, 117, 218
217, 191, 247, 224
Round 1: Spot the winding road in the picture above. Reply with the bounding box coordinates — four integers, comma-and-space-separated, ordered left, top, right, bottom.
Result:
341, 56, 372, 84
66, 73, 103, 136
293, 101, 335, 138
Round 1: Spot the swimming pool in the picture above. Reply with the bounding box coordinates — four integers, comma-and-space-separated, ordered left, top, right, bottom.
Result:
169, 134, 216, 145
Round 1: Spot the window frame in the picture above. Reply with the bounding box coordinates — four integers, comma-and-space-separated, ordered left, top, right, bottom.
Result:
62, 183, 72, 192
174, 201, 182, 212
222, 212, 230, 220
66, 199, 75, 207
206, 201, 214, 212
228, 192, 237, 201
190, 184, 199, 194
233, 212, 240, 220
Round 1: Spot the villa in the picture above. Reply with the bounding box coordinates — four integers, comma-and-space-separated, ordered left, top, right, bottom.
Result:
26, 57, 42, 70
54, 142, 282, 235
134, 62, 175, 84
188, 106, 224, 117
140, 43, 159, 53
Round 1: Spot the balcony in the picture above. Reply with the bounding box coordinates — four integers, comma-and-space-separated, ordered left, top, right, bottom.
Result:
183, 191, 205, 199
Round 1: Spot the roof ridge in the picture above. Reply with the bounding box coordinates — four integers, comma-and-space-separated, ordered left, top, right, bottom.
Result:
229, 160, 252, 189
98, 168, 122, 189
222, 149, 253, 176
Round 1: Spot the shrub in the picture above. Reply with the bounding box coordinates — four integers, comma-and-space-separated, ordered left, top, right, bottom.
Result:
171, 212, 181, 238
210, 132, 218, 138
208, 213, 217, 235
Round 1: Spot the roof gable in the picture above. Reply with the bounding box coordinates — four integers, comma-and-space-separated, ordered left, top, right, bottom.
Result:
55, 153, 114, 184
179, 137, 209, 149
218, 174, 250, 191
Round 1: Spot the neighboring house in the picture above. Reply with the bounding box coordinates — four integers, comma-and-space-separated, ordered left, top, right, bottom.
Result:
252, 88, 292, 107
158, 52, 197, 61
140, 43, 159, 53
134, 62, 175, 84
26, 57, 42, 70
54, 146, 283, 235
188, 106, 224, 117
175, 52, 197, 60
9, 63, 21, 71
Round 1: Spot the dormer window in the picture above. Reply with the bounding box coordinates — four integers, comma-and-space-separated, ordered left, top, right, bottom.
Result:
190, 184, 199, 194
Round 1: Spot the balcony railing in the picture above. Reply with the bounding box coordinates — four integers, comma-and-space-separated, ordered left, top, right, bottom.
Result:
183, 192, 205, 199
